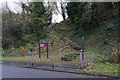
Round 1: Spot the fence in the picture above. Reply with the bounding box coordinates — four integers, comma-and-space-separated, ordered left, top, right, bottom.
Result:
2, 42, 95, 70
2, 50, 94, 69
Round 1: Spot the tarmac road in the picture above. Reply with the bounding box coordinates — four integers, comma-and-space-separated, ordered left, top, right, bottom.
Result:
2, 64, 105, 78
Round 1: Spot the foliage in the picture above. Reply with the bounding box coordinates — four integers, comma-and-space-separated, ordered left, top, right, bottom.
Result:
22, 34, 35, 43
28, 2, 47, 41
26, 43, 34, 50
94, 49, 118, 63
10, 23, 24, 40
66, 2, 118, 36
66, 2, 86, 33
66, 2, 96, 36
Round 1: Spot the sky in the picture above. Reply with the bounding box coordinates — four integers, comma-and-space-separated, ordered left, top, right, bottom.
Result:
52, 2, 64, 23
0, 0, 22, 13
0, 0, 118, 23
0, 0, 64, 23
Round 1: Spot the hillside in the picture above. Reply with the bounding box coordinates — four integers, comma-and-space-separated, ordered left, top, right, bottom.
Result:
52, 17, 118, 55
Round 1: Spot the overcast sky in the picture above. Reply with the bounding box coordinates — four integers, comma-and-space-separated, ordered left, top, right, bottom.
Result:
0, 0, 64, 23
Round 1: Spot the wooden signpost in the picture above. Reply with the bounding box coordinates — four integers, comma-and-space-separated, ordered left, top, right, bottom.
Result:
39, 41, 48, 58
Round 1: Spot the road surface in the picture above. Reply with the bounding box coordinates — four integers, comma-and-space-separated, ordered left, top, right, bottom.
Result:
2, 64, 104, 78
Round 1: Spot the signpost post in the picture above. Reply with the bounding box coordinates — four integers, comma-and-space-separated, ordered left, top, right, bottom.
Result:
47, 43, 48, 58
39, 43, 41, 58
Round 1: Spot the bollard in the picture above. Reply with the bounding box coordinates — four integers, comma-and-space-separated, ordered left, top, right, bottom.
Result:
52, 65, 54, 69
25, 62, 26, 67
31, 62, 33, 67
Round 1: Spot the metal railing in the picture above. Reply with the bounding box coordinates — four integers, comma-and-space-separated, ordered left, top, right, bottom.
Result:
48, 23, 76, 46
59, 45, 70, 56
2, 50, 94, 69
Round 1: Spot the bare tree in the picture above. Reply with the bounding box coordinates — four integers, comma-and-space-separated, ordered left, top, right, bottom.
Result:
53, 1, 67, 21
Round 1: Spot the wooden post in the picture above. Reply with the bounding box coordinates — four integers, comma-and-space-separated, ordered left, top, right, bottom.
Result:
39, 43, 41, 58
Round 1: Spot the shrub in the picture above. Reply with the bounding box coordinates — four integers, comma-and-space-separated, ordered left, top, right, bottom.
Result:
94, 54, 109, 63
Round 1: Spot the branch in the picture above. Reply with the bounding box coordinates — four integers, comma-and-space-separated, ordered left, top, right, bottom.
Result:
53, 2, 62, 15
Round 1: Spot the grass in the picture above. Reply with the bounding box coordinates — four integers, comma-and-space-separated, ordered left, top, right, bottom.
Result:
2, 56, 26, 61
82, 62, 119, 76
75, 53, 119, 76
2, 52, 70, 63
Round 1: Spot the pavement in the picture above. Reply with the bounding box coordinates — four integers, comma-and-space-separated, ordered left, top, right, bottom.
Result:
1, 60, 120, 78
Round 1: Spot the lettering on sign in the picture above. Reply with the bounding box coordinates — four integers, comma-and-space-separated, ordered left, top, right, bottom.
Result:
40, 43, 47, 47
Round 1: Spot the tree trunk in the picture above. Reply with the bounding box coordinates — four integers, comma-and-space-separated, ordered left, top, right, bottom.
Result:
61, 2, 66, 21
90, 3, 98, 29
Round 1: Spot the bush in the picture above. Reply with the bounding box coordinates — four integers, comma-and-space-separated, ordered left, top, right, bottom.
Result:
94, 54, 109, 63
